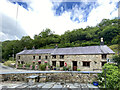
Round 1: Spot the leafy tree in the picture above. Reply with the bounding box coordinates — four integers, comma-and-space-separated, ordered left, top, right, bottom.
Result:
98, 63, 120, 88
113, 54, 120, 65
20, 36, 33, 49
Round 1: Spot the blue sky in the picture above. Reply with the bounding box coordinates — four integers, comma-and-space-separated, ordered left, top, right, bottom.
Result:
0, 0, 119, 41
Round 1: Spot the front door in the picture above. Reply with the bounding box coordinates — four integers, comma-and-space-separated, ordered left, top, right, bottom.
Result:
73, 61, 77, 71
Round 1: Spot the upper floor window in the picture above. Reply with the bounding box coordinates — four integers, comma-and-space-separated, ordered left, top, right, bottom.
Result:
102, 54, 107, 59
52, 55, 56, 59
45, 56, 48, 59
60, 55, 64, 59
83, 61, 90, 67
39, 56, 41, 59
18, 56, 20, 59
101, 62, 107, 67
33, 56, 35, 59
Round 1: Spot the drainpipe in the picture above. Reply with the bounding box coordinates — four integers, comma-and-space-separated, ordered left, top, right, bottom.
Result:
104, 69, 106, 88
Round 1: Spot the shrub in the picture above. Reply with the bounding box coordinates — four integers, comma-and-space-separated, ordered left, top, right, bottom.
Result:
77, 69, 81, 71
68, 66, 71, 71
39, 64, 46, 70
63, 66, 67, 71
4, 60, 15, 67
32, 65, 35, 70
18, 64, 23, 68
25, 63, 31, 67
98, 63, 120, 88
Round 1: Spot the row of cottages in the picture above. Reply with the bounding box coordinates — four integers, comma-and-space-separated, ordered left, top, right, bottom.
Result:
16, 45, 115, 71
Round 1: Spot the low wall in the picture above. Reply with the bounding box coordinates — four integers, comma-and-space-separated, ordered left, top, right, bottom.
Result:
0, 71, 100, 83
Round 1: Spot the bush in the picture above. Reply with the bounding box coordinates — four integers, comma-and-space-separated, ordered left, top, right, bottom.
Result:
25, 63, 31, 67
98, 63, 120, 88
32, 65, 35, 70
63, 66, 67, 71
68, 66, 71, 71
4, 60, 15, 67
18, 64, 23, 68
77, 69, 81, 71
112, 54, 120, 65
39, 64, 46, 70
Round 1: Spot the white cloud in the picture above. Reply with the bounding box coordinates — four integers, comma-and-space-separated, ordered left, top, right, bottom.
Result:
0, 0, 118, 41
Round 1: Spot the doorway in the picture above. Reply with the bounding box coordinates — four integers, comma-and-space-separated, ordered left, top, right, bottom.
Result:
72, 61, 77, 71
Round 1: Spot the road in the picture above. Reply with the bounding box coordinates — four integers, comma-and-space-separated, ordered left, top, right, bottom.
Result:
0, 63, 33, 74
0, 63, 13, 70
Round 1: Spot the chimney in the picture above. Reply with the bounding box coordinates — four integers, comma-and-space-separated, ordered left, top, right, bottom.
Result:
100, 37, 104, 45
55, 44, 58, 49
24, 46, 27, 50
32, 46, 35, 50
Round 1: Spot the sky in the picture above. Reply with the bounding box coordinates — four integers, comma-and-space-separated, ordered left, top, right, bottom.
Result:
0, 0, 119, 41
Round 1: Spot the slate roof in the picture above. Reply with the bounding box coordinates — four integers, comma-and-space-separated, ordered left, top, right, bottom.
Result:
16, 45, 115, 55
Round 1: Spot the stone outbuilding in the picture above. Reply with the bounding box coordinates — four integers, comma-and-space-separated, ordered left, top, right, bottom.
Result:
16, 45, 115, 71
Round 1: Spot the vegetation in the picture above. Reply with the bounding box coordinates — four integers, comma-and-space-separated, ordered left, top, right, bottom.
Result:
1, 18, 119, 62
112, 54, 120, 66
39, 64, 47, 70
4, 60, 15, 67
77, 69, 81, 71
98, 63, 120, 88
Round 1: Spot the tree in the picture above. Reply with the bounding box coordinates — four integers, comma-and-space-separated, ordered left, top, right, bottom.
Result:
113, 54, 120, 65
20, 36, 33, 49
98, 63, 120, 88
39, 28, 53, 38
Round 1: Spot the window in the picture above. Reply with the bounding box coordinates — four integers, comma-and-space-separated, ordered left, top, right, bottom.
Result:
101, 62, 107, 66
83, 61, 90, 67
60, 61, 64, 67
45, 56, 48, 59
52, 55, 56, 59
52, 61, 56, 67
18, 56, 20, 59
60, 55, 64, 59
21, 61, 24, 64
33, 56, 35, 59
102, 54, 107, 59
18, 61, 20, 64
39, 56, 41, 59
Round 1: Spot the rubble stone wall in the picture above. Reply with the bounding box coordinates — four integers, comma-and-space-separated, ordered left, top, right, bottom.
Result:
0, 72, 98, 83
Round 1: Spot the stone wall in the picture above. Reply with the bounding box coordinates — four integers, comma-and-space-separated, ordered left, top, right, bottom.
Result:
0, 72, 98, 83
16, 54, 113, 71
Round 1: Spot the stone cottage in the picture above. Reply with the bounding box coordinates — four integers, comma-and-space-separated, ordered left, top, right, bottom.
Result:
16, 45, 115, 71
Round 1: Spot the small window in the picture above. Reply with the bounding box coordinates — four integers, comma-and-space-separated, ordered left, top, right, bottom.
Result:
39, 56, 41, 59
60, 55, 64, 59
45, 56, 48, 59
18, 56, 20, 59
21, 61, 24, 64
52, 55, 56, 59
52, 61, 56, 67
18, 61, 20, 64
60, 61, 64, 67
83, 62, 90, 67
102, 54, 107, 59
101, 62, 107, 66
33, 56, 35, 59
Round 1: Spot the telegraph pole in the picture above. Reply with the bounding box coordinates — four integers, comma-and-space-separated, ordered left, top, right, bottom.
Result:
13, 48, 14, 61
104, 69, 106, 88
